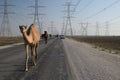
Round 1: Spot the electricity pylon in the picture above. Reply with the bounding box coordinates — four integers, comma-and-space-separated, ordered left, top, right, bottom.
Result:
79, 22, 90, 36
105, 21, 109, 36
63, 2, 74, 36
29, 0, 45, 34
0, 0, 15, 36
96, 22, 99, 36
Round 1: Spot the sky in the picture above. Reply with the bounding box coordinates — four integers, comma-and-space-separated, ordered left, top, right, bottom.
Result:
0, 0, 120, 36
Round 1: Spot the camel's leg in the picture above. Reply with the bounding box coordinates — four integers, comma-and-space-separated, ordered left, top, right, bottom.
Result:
31, 46, 36, 66
45, 39, 47, 44
25, 44, 29, 72
46, 38, 48, 44
45, 38, 47, 44
35, 44, 38, 60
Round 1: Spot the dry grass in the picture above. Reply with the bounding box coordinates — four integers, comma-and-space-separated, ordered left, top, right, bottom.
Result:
0, 37, 24, 46
71, 36, 120, 54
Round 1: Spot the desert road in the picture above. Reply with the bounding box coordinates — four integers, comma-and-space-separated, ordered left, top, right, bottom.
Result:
0, 38, 120, 80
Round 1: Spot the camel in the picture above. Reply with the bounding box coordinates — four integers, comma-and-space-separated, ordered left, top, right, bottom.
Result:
44, 31, 48, 44
19, 24, 40, 72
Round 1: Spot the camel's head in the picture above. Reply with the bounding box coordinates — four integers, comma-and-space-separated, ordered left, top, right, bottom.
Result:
19, 25, 27, 33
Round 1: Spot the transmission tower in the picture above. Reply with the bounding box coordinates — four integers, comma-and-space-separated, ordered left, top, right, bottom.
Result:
61, 18, 65, 35
105, 21, 109, 36
61, 22, 65, 35
79, 22, 90, 36
29, 0, 45, 34
96, 22, 99, 36
63, 2, 74, 36
50, 21, 55, 35
0, 0, 15, 36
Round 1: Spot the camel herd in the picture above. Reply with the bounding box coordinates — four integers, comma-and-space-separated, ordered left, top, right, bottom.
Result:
19, 24, 48, 71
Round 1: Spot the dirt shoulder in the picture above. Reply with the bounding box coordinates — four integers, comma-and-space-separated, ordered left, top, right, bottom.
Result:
0, 37, 24, 46
70, 36, 120, 54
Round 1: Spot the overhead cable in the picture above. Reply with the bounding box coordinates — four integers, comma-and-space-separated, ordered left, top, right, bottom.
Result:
84, 0, 120, 20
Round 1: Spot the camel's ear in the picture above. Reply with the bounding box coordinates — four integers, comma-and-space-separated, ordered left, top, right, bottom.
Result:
19, 26, 21, 29
25, 25, 27, 29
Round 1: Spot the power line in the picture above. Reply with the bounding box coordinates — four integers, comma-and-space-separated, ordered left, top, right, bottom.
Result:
97, 15, 120, 26
72, 0, 82, 15
79, 0, 95, 13
84, 0, 120, 20
106, 15, 120, 22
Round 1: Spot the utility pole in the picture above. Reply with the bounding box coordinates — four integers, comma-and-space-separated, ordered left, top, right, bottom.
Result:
0, 0, 15, 36
79, 22, 90, 36
96, 22, 99, 36
29, 0, 45, 34
63, 2, 74, 36
105, 21, 109, 36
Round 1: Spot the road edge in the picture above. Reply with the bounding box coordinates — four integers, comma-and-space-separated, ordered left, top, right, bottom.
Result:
0, 42, 24, 49
62, 39, 80, 80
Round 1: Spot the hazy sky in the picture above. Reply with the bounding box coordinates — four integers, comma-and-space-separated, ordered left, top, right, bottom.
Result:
0, 0, 120, 36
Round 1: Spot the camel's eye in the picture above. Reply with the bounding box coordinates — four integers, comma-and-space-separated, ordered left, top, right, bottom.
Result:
23, 27, 26, 30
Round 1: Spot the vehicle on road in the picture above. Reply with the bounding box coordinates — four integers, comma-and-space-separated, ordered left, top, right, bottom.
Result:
60, 35, 65, 39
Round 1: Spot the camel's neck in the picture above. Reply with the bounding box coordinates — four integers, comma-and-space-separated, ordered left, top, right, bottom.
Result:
22, 31, 33, 44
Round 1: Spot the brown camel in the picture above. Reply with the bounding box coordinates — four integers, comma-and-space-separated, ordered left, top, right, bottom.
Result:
19, 24, 40, 71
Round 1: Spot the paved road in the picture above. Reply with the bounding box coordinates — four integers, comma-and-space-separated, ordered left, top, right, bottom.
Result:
0, 38, 70, 80
0, 38, 120, 80
63, 38, 120, 80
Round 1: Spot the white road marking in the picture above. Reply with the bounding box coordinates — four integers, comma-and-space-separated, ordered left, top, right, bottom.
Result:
0, 43, 24, 49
